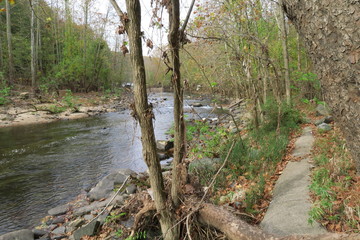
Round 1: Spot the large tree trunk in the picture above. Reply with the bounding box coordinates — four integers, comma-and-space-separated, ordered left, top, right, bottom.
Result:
281, 0, 360, 172
5, 0, 14, 86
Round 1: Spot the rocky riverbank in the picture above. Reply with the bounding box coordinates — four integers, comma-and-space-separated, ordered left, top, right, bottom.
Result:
0, 90, 132, 128
0, 98, 250, 240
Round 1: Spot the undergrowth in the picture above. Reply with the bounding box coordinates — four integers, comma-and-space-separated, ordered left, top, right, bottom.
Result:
309, 128, 360, 232
189, 99, 302, 221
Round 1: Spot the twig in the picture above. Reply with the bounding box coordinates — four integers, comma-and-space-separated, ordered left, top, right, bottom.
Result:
84, 175, 131, 226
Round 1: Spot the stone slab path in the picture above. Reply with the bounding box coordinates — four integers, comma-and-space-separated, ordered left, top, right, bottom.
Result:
260, 127, 327, 237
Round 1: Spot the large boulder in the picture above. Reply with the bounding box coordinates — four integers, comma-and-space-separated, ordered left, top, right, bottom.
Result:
0, 229, 34, 240
87, 169, 134, 201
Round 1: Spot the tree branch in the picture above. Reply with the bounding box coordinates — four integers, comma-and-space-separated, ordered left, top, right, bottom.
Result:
109, 0, 124, 19
180, 0, 196, 34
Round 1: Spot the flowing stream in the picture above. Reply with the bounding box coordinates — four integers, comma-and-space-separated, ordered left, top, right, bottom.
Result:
0, 93, 214, 235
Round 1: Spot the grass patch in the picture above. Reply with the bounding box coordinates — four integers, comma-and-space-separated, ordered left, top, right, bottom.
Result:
309, 128, 360, 232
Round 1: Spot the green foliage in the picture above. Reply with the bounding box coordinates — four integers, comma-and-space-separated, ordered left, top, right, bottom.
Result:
261, 98, 303, 132
105, 212, 127, 224
62, 90, 75, 108
187, 120, 228, 158
0, 74, 10, 105
125, 231, 147, 240
47, 105, 66, 114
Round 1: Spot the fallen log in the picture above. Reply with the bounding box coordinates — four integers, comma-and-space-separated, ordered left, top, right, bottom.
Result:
198, 203, 360, 240
198, 203, 276, 240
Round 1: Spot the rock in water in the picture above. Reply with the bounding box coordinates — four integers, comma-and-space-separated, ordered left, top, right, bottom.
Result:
0, 229, 34, 240
88, 169, 130, 201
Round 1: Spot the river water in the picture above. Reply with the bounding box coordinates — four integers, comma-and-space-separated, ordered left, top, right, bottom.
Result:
0, 93, 214, 235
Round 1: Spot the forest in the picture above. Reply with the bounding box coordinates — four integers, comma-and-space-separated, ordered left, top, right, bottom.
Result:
0, 0, 359, 239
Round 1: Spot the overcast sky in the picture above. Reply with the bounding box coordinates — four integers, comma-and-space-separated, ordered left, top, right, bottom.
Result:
96, 0, 194, 55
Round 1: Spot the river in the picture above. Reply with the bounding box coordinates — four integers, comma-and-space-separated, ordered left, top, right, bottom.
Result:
0, 93, 214, 235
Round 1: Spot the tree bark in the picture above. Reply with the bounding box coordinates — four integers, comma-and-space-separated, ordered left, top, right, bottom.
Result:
168, 0, 186, 209
5, 0, 14, 85
278, 0, 291, 105
113, 1, 179, 239
281, 0, 360, 172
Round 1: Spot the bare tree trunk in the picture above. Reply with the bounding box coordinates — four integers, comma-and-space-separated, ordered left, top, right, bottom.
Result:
278, 0, 291, 105
110, 0, 179, 239
297, 32, 301, 71
5, 0, 14, 85
0, 19, 3, 71
282, 0, 360, 172
31, 0, 37, 91
168, 0, 186, 210
37, 3, 42, 71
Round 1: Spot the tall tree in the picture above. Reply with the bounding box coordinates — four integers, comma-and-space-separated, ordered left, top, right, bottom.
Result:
109, 1, 178, 239
0, 18, 3, 72
30, 0, 37, 90
168, 0, 185, 209
277, 0, 291, 105
5, 0, 14, 85
282, 0, 360, 172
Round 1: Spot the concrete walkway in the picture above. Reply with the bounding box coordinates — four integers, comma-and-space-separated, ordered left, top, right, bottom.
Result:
260, 127, 327, 237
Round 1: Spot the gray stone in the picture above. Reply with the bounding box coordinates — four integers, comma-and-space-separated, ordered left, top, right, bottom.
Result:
97, 212, 110, 224
84, 214, 94, 221
114, 195, 125, 205
189, 158, 222, 174
32, 229, 47, 238
73, 221, 100, 240
53, 236, 67, 240
260, 127, 326, 236
125, 184, 137, 194
38, 235, 50, 240
157, 153, 169, 160
52, 216, 65, 224
314, 118, 325, 126
74, 199, 110, 217
121, 217, 134, 229
48, 204, 70, 216
0, 229, 34, 240
68, 219, 84, 229
52, 226, 66, 235
156, 140, 167, 151
88, 170, 129, 201
316, 103, 331, 116
191, 102, 203, 107
318, 123, 332, 131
